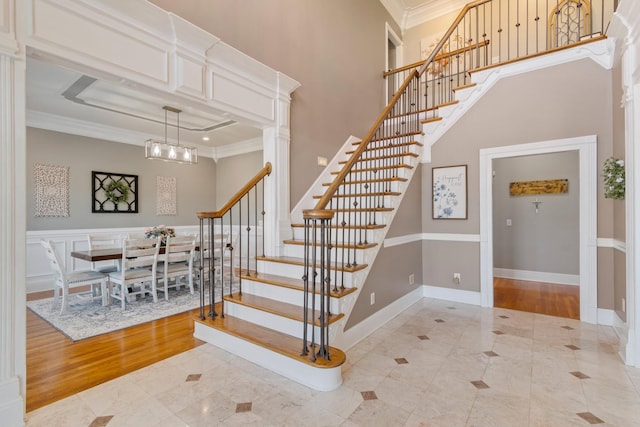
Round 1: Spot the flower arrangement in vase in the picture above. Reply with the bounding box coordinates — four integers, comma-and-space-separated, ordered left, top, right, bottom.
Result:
144, 224, 176, 244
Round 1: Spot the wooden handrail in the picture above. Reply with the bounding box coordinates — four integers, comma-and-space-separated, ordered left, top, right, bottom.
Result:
383, 40, 491, 77
303, 69, 418, 217
197, 162, 272, 219
417, 0, 492, 76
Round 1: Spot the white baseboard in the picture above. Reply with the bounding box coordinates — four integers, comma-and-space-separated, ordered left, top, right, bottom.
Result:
597, 308, 615, 326
422, 284, 481, 305
0, 377, 24, 427
494, 268, 579, 286
338, 287, 424, 350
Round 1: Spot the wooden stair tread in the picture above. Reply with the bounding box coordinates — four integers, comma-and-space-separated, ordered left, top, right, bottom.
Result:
331, 163, 413, 174
452, 82, 476, 92
421, 116, 442, 124
313, 191, 401, 199
339, 152, 419, 164
241, 270, 357, 297
283, 239, 377, 250
322, 177, 408, 186
224, 292, 344, 326
194, 306, 346, 369
291, 223, 386, 230
345, 141, 423, 155
352, 130, 423, 145
256, 255, 368, 273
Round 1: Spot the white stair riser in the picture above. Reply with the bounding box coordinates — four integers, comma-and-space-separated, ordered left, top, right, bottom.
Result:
331, 167, 413, 181
257, 260, 356, 288
291, 226, 386, 243
283, 244, 367, 265
224, 300, 329, 340
241, 279, 342, 313
313, 194, 399, 209
194, 323, 342, 391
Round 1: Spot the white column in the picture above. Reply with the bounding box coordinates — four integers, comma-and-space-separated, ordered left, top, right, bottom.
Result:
0, 16, 27, 426
262, 73, 299, 257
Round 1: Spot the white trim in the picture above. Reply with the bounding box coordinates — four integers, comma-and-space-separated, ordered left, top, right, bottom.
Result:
493, 268, 579, 286
597, 237, 627, 253
338, 287, 424, 350
384, 233, 422, 248
0, 378, 23, 425
422, 284, 481, 306
480, 135, 598, 324
422, 232, 480, 242
597, 308, 615, 326
212, 137, 262, 161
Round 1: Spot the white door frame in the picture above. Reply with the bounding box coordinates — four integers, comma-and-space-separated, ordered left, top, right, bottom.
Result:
479, 135, 598, 323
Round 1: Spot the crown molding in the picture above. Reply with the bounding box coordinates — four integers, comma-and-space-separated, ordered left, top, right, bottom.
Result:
213, 137, 262, 161
379, 0, 469, 32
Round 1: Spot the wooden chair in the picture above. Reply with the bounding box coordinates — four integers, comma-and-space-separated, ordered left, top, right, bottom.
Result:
156, 234, 197, 300
108, 237, 161, 309
40, 239, 109, 314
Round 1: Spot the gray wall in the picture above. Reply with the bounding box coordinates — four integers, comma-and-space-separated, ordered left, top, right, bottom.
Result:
492, 151, 579, 275
346, 165, 423, 328
422, 58, 615, 309
148, 0, 399, 207
27, 127, 260, 230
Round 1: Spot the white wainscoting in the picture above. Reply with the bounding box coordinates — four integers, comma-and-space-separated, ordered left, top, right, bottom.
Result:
26, 225, 260, 293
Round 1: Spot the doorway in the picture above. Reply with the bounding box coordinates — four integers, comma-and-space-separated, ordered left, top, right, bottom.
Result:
491, 151, 580, 319
479, 135, 598, 323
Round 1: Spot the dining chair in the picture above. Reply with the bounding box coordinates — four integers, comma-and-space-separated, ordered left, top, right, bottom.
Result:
40, 239, 109, 314
108, 236, 161, 309
87, 234, 121, 274
156, 234, 197, 300
195, 231, 232, 285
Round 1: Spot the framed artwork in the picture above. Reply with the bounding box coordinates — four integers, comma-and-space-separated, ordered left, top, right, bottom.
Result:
156, 176, 177, 216
432, 165, 467, 219
34, 163, 70, 217
92, 171, 138, 213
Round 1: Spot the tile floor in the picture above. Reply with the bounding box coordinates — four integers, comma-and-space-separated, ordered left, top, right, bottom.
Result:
26, 298, 640, 426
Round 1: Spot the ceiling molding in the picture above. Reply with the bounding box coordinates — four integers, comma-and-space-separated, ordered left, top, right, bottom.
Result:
213, 137, 263, 161
405, 0, 469, 29
26, 109, 218, 159
380, 0, 470, 32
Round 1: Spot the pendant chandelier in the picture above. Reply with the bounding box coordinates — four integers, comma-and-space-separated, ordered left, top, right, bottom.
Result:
145, 106, 198, 164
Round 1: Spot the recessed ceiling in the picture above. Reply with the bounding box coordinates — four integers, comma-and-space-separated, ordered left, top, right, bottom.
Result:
26, 58, 263, 152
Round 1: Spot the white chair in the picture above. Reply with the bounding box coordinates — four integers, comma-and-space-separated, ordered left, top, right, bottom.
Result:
108, 237, 161, 309
156, 234, 197, 300
41, 239, 109, 314
87, 234, 121, 274
195, 231, 233, 285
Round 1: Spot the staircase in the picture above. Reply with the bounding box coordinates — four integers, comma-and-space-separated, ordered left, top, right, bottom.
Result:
193, 0, 616, 392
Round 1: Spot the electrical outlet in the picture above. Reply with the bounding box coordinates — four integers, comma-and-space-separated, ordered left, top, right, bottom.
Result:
409, 273, 415, 285
453, 273, 461, 285
506, 219, 512, 226
622, 298, 626, 313
317, 156, 328, 166
370, 292, 375, 305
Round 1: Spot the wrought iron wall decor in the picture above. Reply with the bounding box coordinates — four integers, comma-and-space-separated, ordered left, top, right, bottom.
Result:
92, 171, 138, 213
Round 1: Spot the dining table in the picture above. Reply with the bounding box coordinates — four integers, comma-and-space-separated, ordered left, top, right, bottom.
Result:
70, 245, 201, 262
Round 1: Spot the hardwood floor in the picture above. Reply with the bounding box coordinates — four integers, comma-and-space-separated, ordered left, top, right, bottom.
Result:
493, 277, 580, 320
26, 291, 204, 412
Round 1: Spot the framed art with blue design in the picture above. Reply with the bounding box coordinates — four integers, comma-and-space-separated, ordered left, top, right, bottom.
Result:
432, 165, 467, 219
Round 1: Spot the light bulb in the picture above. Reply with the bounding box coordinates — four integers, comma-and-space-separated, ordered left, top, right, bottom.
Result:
183, 150, 190, 161
169, 147, 176, 159
153, 144, 161, 155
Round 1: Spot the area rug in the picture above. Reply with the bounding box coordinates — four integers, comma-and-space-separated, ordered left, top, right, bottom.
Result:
27, 286, 219, 341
